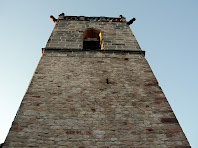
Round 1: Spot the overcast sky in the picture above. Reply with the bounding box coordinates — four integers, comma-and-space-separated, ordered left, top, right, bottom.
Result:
0, 0, 197, 147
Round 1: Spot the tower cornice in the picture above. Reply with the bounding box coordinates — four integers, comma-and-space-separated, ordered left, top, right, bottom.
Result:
50, 13, 129, 23
42, 48, 145, 56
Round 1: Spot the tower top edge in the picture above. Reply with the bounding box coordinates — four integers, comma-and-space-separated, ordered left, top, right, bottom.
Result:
50, 13, 128, 23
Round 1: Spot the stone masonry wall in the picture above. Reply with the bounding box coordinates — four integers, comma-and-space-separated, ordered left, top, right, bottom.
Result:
3, 15, 190, 147
3, 50, 190, 147
46, 20, 141, 51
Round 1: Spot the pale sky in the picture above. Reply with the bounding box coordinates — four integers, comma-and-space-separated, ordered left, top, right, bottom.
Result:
0, 0, 198, 147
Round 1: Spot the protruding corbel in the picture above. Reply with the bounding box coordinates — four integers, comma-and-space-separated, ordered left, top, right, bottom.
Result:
127, 18, 136, 25
119, 15, 126, 22
58, 13, 65, 19
41, 48, 44, 54
50, 15, 57, 23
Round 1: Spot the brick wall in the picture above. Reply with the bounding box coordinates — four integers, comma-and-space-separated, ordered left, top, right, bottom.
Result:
46, 19, 141, 50
3, 50, 190, 147
3, 15, 190, 147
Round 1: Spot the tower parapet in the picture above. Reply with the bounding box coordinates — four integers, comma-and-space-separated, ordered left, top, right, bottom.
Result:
46, 14, 139, 51
52, 13, 127, 23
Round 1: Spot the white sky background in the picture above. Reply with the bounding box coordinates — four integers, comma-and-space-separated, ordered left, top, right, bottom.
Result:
0, 0, 198, 147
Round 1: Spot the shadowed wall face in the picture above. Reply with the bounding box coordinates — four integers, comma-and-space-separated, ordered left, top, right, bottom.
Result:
3, 15, 190, 147
83, 29, 100, 50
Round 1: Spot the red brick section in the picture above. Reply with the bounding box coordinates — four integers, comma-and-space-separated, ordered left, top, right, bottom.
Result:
10, 122, 23, 132
31, 95, 40, 98
161, 118, 178, 123
153, 100, 162, 104
166, 133, 173, 138
166, 128, 182, 133
175, 146, 191, 148
66, 130, 92, 135
144, 83, 158, 86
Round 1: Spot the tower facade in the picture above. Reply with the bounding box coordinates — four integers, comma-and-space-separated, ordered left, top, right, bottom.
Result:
3, 13, 190, 147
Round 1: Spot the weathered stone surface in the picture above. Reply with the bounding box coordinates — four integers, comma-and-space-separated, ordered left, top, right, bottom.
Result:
45, 19, 140, 51
3, 14, 190, 147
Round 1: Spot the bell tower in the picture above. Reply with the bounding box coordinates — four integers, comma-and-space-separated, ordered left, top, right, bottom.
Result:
3, 13, 190, 147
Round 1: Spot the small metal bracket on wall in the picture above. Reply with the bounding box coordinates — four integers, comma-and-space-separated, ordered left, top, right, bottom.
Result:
106, 78, 109, 84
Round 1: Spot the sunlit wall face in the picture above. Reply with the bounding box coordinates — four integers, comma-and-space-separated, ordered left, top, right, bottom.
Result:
0, 0, 197, 147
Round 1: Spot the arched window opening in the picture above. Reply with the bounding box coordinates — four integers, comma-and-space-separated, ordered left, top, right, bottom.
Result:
83, 29, 104, 50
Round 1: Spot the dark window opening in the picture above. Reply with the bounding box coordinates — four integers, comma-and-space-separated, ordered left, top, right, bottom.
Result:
83, 29, 104, 50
